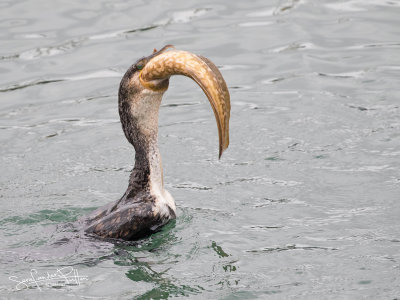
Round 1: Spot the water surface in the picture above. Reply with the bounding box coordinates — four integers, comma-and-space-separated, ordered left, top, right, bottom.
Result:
1, 0, 400, 298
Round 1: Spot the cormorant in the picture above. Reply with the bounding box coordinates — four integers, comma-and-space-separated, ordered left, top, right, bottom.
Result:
82, 45, 230, 240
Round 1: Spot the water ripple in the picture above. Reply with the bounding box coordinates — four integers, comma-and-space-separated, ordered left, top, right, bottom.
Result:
325, 0, 400, 12
244, 225, 284, 230
173, 182, 212, 191
1, 7, 212, 63
270, 42, 316, 53
0, 69, 122, 93
161, 102, 200, 108
318, 70, 366, 79
0, 79, 63, 92
20, 38, 84, 60
348, 42, 400, 49
220, 176, 302, 187
246, 244, 337, 254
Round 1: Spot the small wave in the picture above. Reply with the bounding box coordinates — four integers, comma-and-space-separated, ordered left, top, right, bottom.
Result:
239, 21, 273, 27
246, 243, 337, 253
274, 0, 306, 14
89, 25, 159, 40
0, 69, 122, 93
18, 38, 84, 60
270, 42, 316, 53
0, 79, 63, 92
318, 70, 365, 78
161, 102, 200, 108
173, 182, 212, 191
220, 176, 302, 187
325, 0, 400, 12
244, 225, 283, 230
348, 42, 400, 49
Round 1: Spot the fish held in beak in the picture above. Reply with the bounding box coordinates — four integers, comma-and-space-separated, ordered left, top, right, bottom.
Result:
139, 49, 230, 158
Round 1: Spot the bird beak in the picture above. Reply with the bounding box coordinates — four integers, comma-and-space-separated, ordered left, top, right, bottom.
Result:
139, 48, 231, 158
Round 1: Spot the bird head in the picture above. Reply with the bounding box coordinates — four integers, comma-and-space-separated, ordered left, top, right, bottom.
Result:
119, 45, 230, 158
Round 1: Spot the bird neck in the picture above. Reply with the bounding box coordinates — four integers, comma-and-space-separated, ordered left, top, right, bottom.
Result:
132, 134, 163, 190
118, 84, 165, 194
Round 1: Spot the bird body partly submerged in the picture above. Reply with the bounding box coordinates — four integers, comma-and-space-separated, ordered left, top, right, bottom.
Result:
81, 45, 230, 241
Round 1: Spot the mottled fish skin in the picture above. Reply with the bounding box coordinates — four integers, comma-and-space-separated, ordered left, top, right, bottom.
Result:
81, 45, 229, 241
140, 50, 230, 158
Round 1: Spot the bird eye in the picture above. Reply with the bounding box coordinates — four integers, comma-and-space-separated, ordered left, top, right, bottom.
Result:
136, 60, 145, 70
